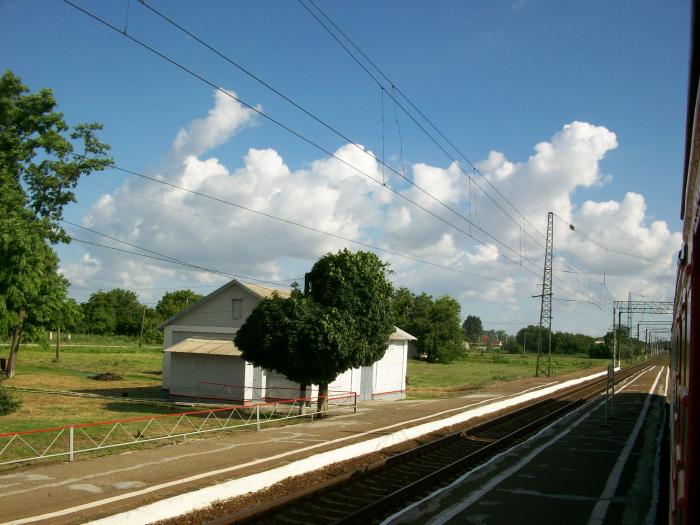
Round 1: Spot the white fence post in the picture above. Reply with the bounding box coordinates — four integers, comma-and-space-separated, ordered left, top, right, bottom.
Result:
256, 405, 260, 431
69, 426, 74, 462
353, 393, 357, 414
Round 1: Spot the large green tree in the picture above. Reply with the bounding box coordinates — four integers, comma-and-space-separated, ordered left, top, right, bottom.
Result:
391, 288, 464, 363
1, 70, 111, 377
235, 250, 394, 413
423, 296, 464, 362
81, 289, 144, 336
461, 315, 483, 343
155, 289, 203, 322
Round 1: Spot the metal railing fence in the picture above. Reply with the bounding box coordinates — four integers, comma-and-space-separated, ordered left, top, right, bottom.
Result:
0, 391, 356, 467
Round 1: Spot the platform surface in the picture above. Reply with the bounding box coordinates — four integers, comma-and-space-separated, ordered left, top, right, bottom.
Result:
383, 365, 668, 525
0, 365, 663, 525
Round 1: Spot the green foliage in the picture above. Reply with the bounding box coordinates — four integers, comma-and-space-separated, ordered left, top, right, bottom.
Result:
517, 324, 598, 356
0, 70, 111, 376
462, 315, 483, 343
551, 331, 596, 355
423, 296, 464, 362
306, 249, 394, 367
0, 379, 21, 415
391, 288, 464, 363
589, 342, 612, 359
81, 289, 144, 336
516, 325, 551, 353
236, 250, 394, 388
155, 290, 203, 321
503, 338, 523, 354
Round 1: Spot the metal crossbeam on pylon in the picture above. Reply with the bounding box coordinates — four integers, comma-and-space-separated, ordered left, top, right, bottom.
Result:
535, 212, 554, 377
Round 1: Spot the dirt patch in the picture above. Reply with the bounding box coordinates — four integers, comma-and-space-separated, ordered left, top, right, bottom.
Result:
90, 372, 124, 381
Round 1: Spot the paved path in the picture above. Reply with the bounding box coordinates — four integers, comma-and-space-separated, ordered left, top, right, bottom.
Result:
382, 365, 669, 525
0, 367, 611, 525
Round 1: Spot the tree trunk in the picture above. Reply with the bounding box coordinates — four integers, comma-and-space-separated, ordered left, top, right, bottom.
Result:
55, 323, 61, 362
317, 383, 328, 417
6, 306, 26, 379
299, 384, 307, 415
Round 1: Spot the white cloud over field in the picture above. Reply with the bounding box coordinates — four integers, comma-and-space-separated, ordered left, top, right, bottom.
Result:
61, 90, 681, 334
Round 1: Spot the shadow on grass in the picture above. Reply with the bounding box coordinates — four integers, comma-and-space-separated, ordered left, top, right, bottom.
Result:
99, 401, 184, 416
75, 385, 165, 399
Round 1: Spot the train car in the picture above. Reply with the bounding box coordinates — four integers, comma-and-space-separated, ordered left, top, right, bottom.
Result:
673, 2, 700, 523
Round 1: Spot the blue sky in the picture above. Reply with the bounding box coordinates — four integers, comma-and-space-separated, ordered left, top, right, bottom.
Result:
0, 0, 691, 335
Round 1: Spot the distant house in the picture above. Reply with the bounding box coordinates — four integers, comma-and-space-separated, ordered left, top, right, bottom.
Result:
158, 279, 416, 402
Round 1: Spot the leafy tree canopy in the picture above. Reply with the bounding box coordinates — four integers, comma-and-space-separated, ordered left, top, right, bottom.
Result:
461, 315, 483, 343
81, 289, 143, 336
1, 70, 111, 376
156, 290, 204, 321
235, 250, 394, 406
391, 288, 464, 363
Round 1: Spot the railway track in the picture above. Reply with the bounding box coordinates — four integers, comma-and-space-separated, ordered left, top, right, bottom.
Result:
207, 360, 659, 525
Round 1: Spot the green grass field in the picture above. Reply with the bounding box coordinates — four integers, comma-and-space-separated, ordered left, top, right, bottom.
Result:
0, 342, 614, 432
0, 341, 618, 468
0, 343, 172, 434
406, 352, 611, 397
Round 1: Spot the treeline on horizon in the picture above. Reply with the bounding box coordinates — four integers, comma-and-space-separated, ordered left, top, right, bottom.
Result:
4, 286, 639, 361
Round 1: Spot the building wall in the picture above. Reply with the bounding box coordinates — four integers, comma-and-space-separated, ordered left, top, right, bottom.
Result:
264, 368, 309, 399
162, 325, 236, 389
171, 284, 261, 329
373, 341, 407, 397
168, 353, 246, 401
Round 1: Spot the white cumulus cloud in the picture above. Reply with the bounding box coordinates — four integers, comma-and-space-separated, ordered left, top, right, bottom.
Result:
62, 92, 679, 334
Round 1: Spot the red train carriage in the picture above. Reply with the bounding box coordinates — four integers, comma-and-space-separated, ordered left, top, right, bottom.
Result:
673, 2, 700, 523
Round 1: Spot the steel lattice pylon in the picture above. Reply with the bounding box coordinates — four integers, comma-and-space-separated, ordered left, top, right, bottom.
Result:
535, 212, 554, 377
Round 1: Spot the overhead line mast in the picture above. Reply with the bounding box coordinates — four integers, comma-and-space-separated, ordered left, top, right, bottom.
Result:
535, 212, 554, 377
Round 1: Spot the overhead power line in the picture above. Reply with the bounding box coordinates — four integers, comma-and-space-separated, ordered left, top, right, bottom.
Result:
552, 213, 673, 266
64, 1, 601, 306
76, 156, 542, 290
64, 0, 540, 276
66, 227, 300, 287
295, 0, 605, 304
297, 0, 550, 253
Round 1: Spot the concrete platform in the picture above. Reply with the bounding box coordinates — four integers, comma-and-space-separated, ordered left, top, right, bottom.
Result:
0, 365, 646, 525
383, 365, 669, 525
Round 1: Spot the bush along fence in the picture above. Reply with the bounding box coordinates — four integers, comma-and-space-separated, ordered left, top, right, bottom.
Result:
0, 391, 357, 467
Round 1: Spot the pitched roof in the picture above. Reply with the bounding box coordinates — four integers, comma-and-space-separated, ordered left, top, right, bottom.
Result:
158, 279, 291, 329
390, 326, 417, 341
165, 338, 241, 356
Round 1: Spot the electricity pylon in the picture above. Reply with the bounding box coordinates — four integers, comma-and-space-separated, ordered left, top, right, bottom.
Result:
535, 212, 554, 377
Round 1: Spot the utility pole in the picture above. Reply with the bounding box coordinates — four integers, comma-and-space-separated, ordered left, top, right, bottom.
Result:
626, 292, 632, 361
523, 330, 527, 357
535, 212, 554, 377
612, 307, 616, 368
618, 310, 623, 368
139, 306, 146, 349
645, 329, 649, 358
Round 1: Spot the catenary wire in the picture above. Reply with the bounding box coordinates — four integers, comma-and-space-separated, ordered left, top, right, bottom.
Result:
63, 0, 538, 275
298, 0, 550, 254
69, 154, 546, 290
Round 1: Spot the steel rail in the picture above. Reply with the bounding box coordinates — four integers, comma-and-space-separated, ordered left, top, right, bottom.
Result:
207, 359, 658, 525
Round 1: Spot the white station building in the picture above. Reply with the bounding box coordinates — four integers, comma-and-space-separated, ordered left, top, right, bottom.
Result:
159, 279, 415, 403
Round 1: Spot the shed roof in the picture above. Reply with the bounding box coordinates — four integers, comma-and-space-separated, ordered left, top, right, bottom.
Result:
390, 326, 417, 341
165, 338, 242, 357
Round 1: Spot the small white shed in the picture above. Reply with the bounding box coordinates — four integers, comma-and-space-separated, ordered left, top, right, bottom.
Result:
164, 327, 415, 403
159, 279, 416, 402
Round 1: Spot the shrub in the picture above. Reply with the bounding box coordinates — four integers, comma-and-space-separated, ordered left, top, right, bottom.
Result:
589, 344, 612, 359
0, 382, 21, 415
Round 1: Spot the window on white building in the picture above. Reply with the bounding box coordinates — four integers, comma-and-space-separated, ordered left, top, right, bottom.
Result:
232, 299, 243, 320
